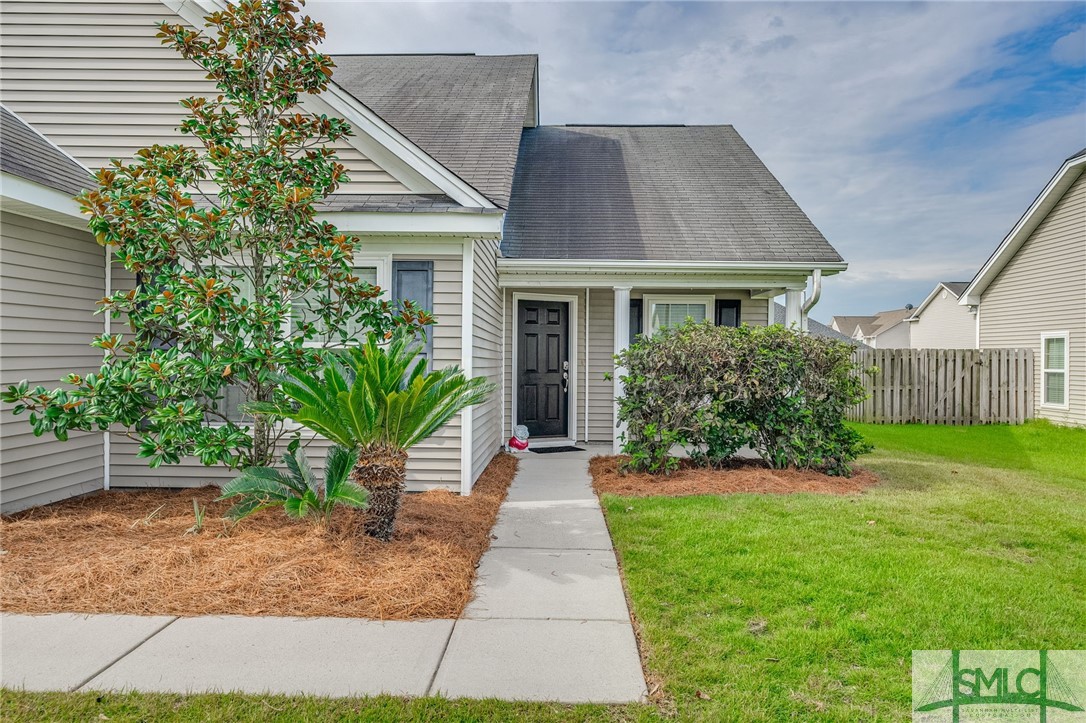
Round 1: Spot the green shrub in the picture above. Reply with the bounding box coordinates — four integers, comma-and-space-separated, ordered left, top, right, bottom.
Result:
218, 445, 368, 528
614, 322, 872, 476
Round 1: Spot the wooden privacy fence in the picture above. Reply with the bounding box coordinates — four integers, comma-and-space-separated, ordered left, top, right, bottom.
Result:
849, 348, 1034, 425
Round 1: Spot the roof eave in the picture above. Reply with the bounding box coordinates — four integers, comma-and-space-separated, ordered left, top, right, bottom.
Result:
161, 0, 496, 210
497, 258, 847, 273
961, 153, 1086, 305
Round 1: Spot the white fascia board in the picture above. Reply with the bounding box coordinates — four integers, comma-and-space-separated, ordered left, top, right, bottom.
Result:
318, 211, 503, 237
909, 284, 945, 319
0, 172, 87, 228
162, 0, 495, 209
498, 274, 810, 290
961, 154, 1086, 305
497, 258, 848, 274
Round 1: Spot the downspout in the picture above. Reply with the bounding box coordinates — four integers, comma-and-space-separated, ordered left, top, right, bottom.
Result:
103, 244, 111, 491
800, 269, 822, 332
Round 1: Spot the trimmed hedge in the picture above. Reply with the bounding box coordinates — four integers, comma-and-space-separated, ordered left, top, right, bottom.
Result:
614, 322, 872, 476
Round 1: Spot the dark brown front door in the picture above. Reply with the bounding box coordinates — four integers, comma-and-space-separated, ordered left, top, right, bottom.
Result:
517, 300, 569, 438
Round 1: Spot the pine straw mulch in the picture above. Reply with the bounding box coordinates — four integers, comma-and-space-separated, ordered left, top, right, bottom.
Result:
0, 453, 517, 620
590, 455, 878, 497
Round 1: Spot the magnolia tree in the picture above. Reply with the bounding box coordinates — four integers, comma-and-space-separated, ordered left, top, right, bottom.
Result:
2, 0, 427, 468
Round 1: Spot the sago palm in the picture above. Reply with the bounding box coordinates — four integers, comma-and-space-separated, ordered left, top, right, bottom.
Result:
218, 445, 368, 527
249, 330, 493, 540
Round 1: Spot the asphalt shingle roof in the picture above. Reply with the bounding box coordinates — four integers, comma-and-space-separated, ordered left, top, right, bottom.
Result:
831, 315, 875, 336
1, 106, 89, 196
774, 303, 860, 344
941, 281, 970, 297
500, 125, 842, 262
330, 54, 537, 209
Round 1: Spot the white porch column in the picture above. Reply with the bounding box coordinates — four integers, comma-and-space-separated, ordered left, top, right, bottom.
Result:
612, 286, 632, 454
784, 289, 803, 330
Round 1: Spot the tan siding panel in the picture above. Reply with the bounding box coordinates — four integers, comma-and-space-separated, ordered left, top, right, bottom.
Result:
1, 212, 105, 512
978, 172, 1086, 425
107, 254, 464, 490
470, 241, 502, 484
0, 0, 410, 194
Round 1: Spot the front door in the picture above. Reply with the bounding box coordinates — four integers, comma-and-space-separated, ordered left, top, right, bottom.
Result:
517, 300, 569, 438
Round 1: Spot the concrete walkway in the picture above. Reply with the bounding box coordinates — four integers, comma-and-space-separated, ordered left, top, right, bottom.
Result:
0, 446, 647, 704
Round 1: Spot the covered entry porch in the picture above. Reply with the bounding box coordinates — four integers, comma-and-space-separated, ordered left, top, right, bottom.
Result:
498, 261, 837, 452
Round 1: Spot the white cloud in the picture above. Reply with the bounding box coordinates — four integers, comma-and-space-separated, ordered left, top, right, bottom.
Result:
309, 1, 1086, 318
1052, 24, 1085, 65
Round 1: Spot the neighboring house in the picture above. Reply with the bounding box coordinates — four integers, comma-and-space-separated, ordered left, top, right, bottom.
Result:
832, 308, 914, 348
905, 281, 976, 349
0, 0, 845, 512
961, 148, 1086, 426
773, 303, 860, 345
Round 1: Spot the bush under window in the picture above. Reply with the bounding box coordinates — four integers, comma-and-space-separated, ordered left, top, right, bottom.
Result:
614, 322, 872, 476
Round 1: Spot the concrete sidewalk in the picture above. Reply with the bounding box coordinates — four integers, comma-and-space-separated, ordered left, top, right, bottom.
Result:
0, 446, 647, 704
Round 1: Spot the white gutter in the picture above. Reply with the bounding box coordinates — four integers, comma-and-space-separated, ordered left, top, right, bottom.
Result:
497, 258, 848, 274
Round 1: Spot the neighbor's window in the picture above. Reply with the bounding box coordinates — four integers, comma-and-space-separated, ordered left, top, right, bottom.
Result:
1041, 333, 1068, 406
643, 295, 714, 335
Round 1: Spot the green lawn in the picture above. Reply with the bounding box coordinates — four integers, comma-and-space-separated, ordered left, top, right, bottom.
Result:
4, 421, 1084, 721
0, 691, 649, 722
602, 420, 1086, 720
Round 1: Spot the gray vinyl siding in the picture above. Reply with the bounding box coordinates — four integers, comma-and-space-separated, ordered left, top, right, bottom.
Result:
0, 0, 410, 195
979, 172, 1086, 426
108, 255, 465, 490
909, 291, 976, 349
1, 211, 105, 512
504, 287, 768, 445
470, 240, 502, 485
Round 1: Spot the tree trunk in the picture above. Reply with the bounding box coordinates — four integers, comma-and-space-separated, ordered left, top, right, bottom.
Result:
352, 447, 408, 541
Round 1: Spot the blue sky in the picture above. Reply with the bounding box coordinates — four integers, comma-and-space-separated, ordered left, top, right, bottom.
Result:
311, 1, 1086, 320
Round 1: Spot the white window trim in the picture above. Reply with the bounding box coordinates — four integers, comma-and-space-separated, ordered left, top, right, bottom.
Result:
297, 254, 392, 349
211, 254, 393, 424
1040, 331, 1070, 410
642, 294, 715, 335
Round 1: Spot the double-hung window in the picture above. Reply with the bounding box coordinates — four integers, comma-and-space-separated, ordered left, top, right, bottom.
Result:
292, 263, 384, 346
1041, 332, 1069, 407
642, 295, 715, 335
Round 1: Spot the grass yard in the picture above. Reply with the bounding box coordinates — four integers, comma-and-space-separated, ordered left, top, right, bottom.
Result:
4, 421, 1083, 721
602, 420, 1086, 720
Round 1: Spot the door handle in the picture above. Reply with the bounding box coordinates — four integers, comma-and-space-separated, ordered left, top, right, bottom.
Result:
562, 371, 569, 393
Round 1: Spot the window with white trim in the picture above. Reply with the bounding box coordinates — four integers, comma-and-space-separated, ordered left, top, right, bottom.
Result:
1041, 333, 1069, 407
215, 258, 391, 422
642, 295, 715, 335
292, 264, 380, 344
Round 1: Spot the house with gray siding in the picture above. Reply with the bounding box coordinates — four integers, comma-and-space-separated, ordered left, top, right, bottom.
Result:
0, 0, 845, 512
905, 282, 976, 349
961, 148, 1086, 426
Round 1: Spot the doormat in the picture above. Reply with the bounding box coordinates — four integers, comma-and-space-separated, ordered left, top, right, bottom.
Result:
530, 446, 585, 454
